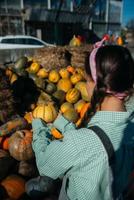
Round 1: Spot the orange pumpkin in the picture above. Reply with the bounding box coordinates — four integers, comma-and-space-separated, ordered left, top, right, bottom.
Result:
0, 117, 28, 137
48, 70, 60, 83
67, 66, 75, 74
1, 175, 25, 200
33, 103, 58, 123
70, 73, 83, 85
57, 78, 72, 93
66, 88, 80, 104
59, 68, 70, 79
8, 130, 34, 161
29, 62, 40, 73
0, 136, 9, 150
37, 68, 49, 78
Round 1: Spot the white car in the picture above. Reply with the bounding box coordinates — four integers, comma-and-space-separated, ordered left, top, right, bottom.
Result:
0, 35, 55, 49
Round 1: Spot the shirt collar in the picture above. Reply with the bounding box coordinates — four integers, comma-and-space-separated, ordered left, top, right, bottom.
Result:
88, 111, 132, 126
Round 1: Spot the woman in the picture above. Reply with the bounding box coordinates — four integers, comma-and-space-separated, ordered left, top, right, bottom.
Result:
26, 45, 134, 200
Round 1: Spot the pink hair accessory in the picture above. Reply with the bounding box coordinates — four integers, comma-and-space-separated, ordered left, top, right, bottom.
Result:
89, 37, 107, 83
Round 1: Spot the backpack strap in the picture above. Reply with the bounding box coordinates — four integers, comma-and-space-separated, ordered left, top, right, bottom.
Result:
88, 126, 115, 166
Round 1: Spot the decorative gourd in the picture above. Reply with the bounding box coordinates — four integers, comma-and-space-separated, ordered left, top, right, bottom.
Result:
14, 56, 28, 72
59, 68, 70, 79
8, 130, 34, 161
75, 81, 90, 101
53, 90, 66, 104
63, 108, 79, 123
74, 99, 86, 113
45, 82, 57, 94
75, 67, 85, 78
37, 91, 52, 105
57, 78, 72, 92
34, 77, 46, 89
29, 62, 40, 73
66, 88, 80, 104
37, 68, 49, 78
60, 102, 74, 113
1, 175, 25, 200
67, 66, 75, 74
48, 70, 60, 83
0, 117, 28, 137
70, 73, 83, 85
18, 160, 38, 177
33, 103, 58, 123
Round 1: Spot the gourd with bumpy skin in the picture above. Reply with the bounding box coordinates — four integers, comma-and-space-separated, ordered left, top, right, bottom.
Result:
75, 81, 90, 101
48, 70, 60, 83
66, 88, 80, 104
29, 62, 40, 73
33, 103, 58, 123
70, 73, 83, 85
8, 130, 34, 161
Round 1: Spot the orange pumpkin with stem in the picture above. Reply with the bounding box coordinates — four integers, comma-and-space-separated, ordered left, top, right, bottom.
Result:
8, 129, 34, 161
1, 175, 25, 200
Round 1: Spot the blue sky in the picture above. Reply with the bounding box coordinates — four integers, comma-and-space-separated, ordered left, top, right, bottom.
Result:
123, 0, 134, 25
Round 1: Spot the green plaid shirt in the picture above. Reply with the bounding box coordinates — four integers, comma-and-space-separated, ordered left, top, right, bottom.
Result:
32, 111, 134, 200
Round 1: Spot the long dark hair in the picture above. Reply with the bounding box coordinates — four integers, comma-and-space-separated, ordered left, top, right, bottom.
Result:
86, 45, 134, 114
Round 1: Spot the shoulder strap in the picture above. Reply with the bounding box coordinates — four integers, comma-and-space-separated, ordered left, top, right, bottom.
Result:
88, 126, 115, 166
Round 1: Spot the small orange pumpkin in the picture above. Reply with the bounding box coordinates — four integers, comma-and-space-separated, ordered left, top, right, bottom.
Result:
8, 130, 34, 161
0, 136, 9, 150
37, 68, 49, 78
48, 70, 60, 83
1, 175, 25, 200
67, 66, 75, 74
59, 68, 70, 79
57, 78, 72, 93
29, 62, 40, 73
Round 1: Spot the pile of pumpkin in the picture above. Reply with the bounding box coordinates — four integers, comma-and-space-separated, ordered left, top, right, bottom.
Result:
6, 56, 91, 128
0, 56, 91, 199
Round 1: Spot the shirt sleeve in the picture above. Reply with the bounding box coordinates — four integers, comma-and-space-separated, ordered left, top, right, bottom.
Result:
32, 116, 78, 179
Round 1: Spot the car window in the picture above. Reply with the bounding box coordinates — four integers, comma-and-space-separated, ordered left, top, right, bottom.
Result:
24, 38, 44, 45
1, 38, 44, 46
1, 39, 16, 44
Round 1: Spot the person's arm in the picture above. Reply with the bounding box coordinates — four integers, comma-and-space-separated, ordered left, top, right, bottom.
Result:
32, 116, 78, 179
